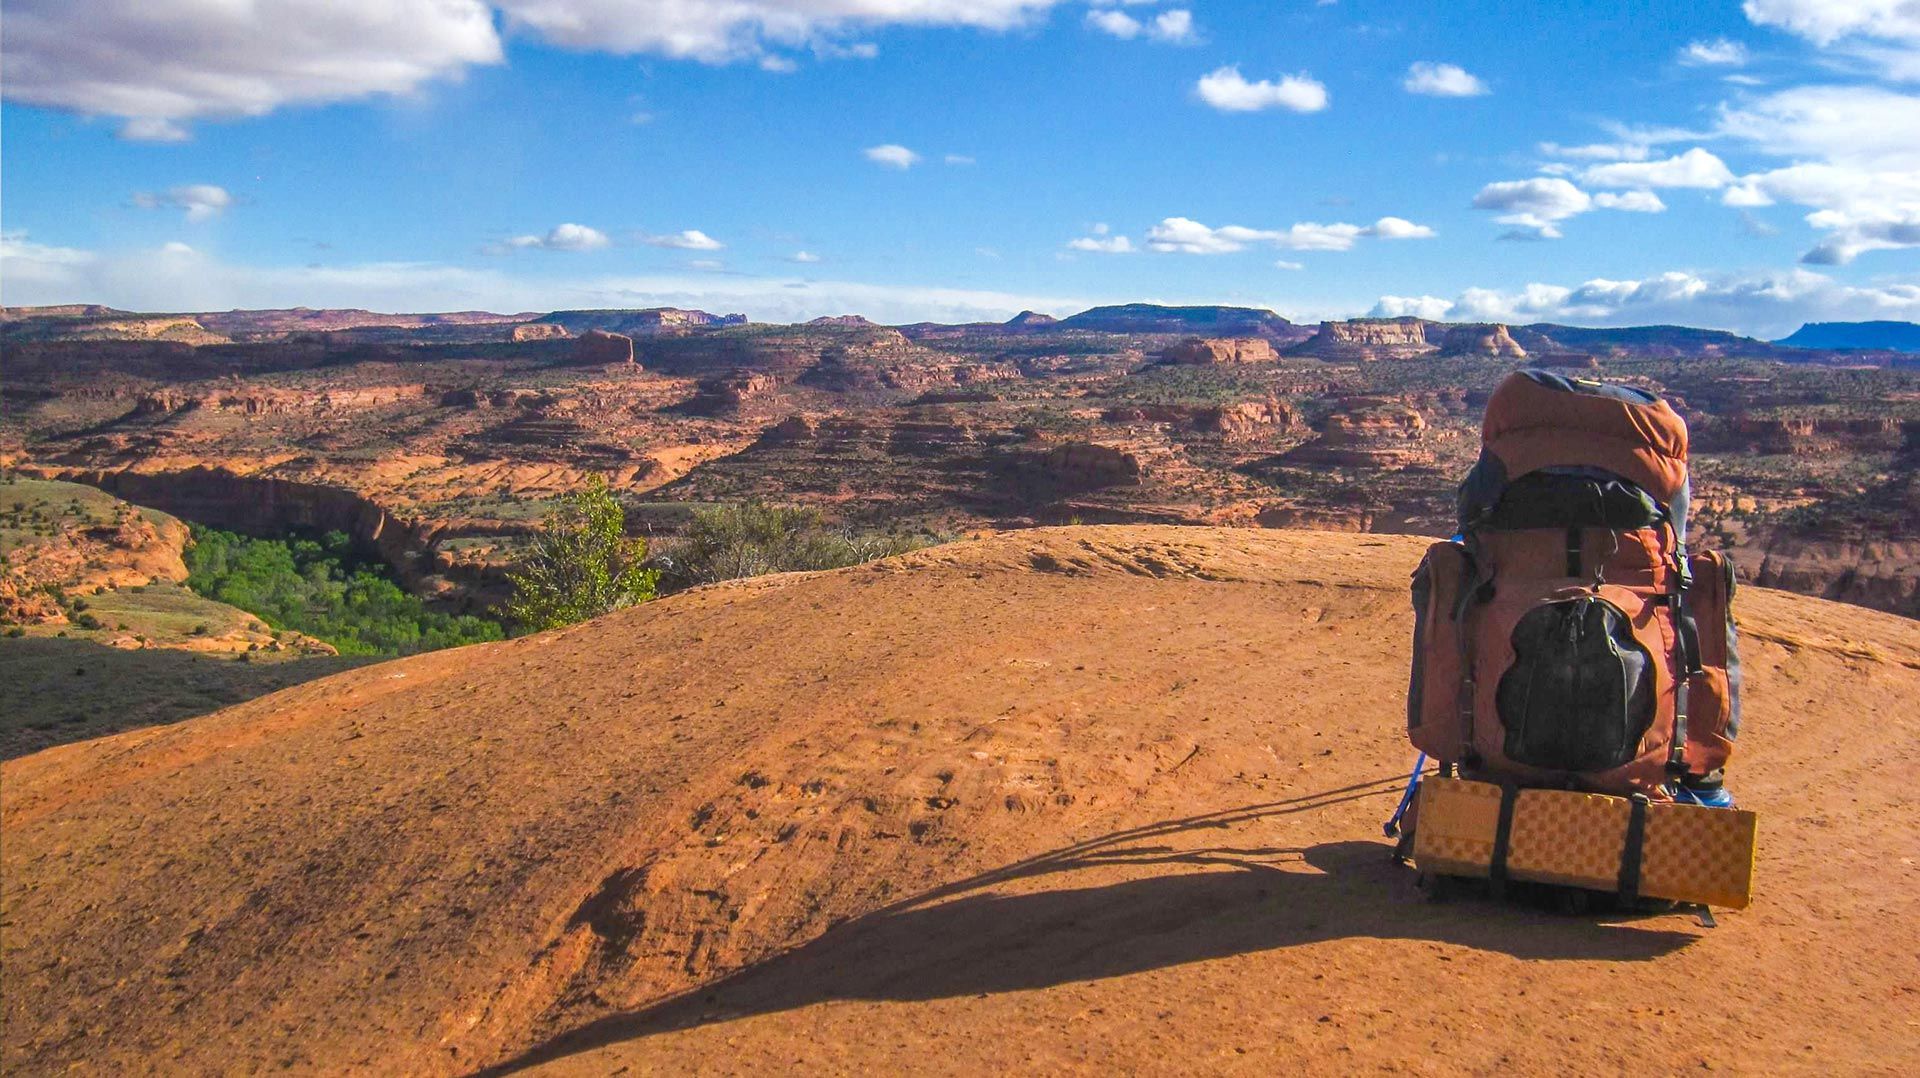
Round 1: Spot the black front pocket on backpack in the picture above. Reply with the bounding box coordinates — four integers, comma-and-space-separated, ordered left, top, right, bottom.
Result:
1496, 596, 1653, 773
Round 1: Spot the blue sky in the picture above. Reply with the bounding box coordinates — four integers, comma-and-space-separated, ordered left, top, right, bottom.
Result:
3, 1, 1918, 335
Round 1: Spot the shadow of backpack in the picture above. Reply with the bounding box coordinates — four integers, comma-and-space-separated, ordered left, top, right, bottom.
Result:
1406, 371, 1742, 798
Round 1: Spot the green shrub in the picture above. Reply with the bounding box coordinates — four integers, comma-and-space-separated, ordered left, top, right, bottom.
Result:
74, 612, 103, 630
657, 501, 934, 592
505, 477, 657, 632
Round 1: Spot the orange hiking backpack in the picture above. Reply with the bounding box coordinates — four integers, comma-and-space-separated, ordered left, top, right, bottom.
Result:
1407, 371, 1741, 798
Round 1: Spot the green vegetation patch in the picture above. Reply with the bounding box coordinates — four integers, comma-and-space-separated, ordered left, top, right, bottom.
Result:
184, 527, 505, 656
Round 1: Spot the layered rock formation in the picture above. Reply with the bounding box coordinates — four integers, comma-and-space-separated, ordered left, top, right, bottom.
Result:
1282, 397, 1436, 470
1695, 415, 1914, 456
1157, 337, 1278, 365
59, 468, 443, 595
686, 370, 785, 415
509, 322, 570, 342
1038, 442, 1144, 489
538, 308, 748, 336
1102, 398, 1294, 442
1437, 323, 1525, 358
1292, 318, 1437, 360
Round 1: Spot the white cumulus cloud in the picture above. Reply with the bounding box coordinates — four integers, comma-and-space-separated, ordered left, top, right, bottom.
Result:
1085, 10, 1142, 38
505, 223, 612, 251
1402, 61, 1488, 97
864, 143, 922, 169
1, 0, 503, 138
1067, 234, 1136, 253
1742, 0, 1920, 47
1592, 190, 1669, 212
1146, 217, 1276, 253
1195, 66, 1328, 113
1370, 294, 1454, 320
1715, 85, 1920, 262
1366, 216, 1438, 239
2, 2, 1090, 133
1372, 266, 1920, 338
1471, 177, 1594, 239
1743, 0, 1920, 79
1148, 10, 1197, 44
1581, 147, 1737, 188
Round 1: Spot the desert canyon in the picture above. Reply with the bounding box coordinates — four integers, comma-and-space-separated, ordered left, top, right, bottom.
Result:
3, 304, 1919, 1074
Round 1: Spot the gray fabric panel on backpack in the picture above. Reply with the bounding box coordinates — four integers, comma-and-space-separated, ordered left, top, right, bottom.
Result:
1495, 596, 1655, 773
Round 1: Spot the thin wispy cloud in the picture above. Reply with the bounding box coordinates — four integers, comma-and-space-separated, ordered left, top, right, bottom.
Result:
1681, 38, 1749, 65
1145, 216, 1433, 253
642, 229, 724, 251
131, 184, 233, 222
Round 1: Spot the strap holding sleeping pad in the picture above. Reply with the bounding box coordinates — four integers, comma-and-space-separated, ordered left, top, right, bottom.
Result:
1488, 782, 1521, 900
1617, 793, 1651, 904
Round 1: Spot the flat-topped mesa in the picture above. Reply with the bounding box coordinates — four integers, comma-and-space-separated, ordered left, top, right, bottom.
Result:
806, 315, 876, 328
1158, 337, 1278, 365
1437, 322, 1526, 358
1292, 318, 1437, 360
536, 308, 748, 336
570, 329, 636, 367
1057, 303, 1298, 338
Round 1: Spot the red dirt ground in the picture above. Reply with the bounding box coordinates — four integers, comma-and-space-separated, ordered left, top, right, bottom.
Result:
4, 527, 1916, 1074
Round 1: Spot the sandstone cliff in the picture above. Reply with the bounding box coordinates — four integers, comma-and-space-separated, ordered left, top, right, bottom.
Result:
1157, 337, 1278, 365
570, 330, 637, 367
1291, 318, 1437, 360
1437, 323, 1525, 358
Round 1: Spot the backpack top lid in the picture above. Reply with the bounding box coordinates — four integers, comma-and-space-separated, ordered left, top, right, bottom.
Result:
1481, 370, 1689, 503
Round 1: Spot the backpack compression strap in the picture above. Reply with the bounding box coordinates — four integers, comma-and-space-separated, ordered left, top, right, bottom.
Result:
1452, 533, 1493, 769
1664, 521, 1703, 778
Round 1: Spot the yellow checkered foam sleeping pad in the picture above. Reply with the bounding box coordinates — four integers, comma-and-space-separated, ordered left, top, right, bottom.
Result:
1412, 777, 1756, 909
